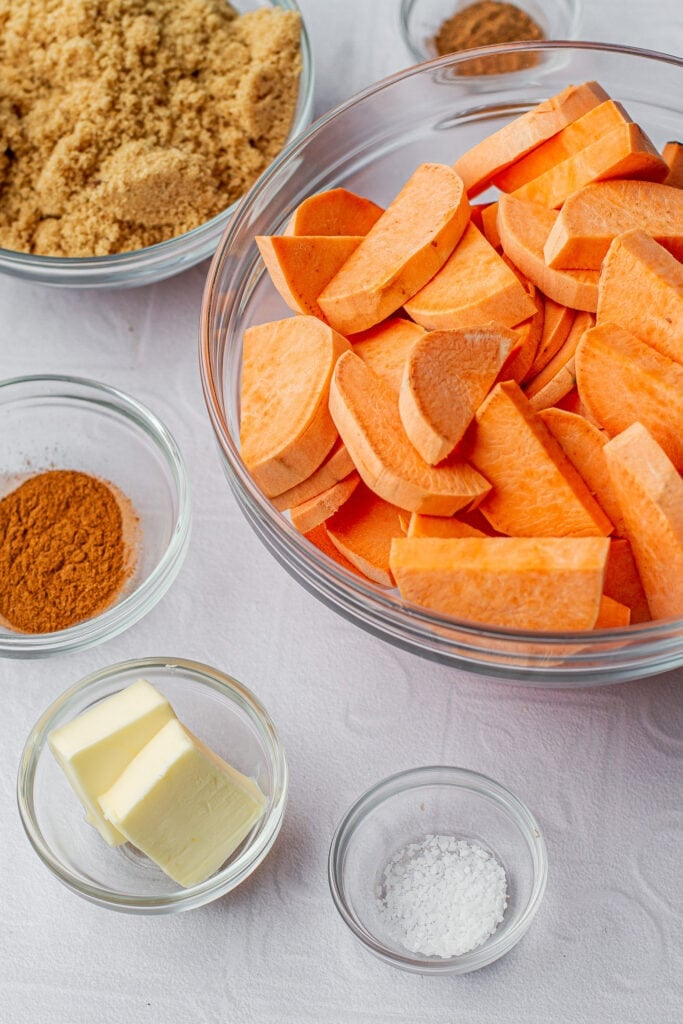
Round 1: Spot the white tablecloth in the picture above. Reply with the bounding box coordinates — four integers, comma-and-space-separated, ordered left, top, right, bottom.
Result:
2, 3, 682, 1022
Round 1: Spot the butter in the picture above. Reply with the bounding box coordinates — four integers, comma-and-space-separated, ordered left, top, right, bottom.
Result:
98, 718, 267, 887
48, 679, 176, 846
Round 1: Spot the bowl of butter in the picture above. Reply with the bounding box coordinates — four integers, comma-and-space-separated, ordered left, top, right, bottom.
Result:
17, 657, 287, 913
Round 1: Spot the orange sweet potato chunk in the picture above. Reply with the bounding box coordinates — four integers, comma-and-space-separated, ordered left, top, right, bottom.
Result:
593, 595, 631, 629
526, 298, 575, 380
663, 141, 683, 189
350, 317, 426, 394
604, 538, 651, 623
502, 287, 544, 384
272, 439, 355, 512
525, 311, 594, 411
256, 235, 363, 321
389, 536, 610, 630
304, 523, 370, 581
326, 482, 405, 586
284, 187, 384, 236
290, 472, 360, 535
406, 513, 487, 539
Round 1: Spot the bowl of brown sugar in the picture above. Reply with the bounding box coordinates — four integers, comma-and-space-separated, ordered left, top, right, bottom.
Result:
0, 0, 313, 288
0, 375, 191, 656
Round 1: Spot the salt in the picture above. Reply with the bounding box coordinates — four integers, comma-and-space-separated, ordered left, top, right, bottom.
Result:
377, 835, 508, 958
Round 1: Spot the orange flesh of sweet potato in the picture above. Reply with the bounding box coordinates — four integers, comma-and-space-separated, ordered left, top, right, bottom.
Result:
575, 322, 683, 471
470, 380, 614, 537
407, 513, 487, 539
594, 595, 631, 629
304, 523, 370, 581
452, 81, 609, 198
525, 298, 575, 380
399, 324, 519, 464
241, 316, 350, 497
326, 482, 406, 586
350, 317, 426, 394
284, 187, 384, 236
318, 163, 470, 335
604, 538, 651, 623
493, 100, 633, 193
525, 310, 594, 409
603, 423, 683, 620
596, 230, 683, 366
501, 287, 544, 383
290, 472, 360, 535
329, 350, 490, 515
511, 123, 669, 210
543, 180, 683, 269
404, 221, 537, 331
537, 407, 626, 536
272, 439, 355, 511
526, 356, 577, 413
663, 141, 683, 189
480, 201, 501, 249
389, 536, 610, 630
256, 235, 363, 322
497, 195, 599, 311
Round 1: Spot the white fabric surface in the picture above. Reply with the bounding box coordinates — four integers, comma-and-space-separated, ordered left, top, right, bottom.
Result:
1, 2, 682, 1022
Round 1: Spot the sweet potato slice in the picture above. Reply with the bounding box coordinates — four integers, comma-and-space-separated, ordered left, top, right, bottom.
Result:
407, 513, 487, 539
272, 439, 355, 511
596, 230, 683, 365
284, 187, 384, 236
604, 538, 651, 623
304, 523, 369, 581
511, 123, 668, 210
326, 482, 405, 586
329, 350, 490, 515
452, 81, 608, 198
318, 163, 470, 335
241, 316, 350, 497
575, 322, 683, 471
497, 195, 599, 311
493, 100, 632, 193
480, 201, 501, 249
256, 235, 363, 321
525, 298, 575, 380
389, 536, 610, 630
399, 324, 519, 464
594, 595, 631, 629
603, 423, 683, 620
502, 287, 544, 384
525, 310, 594, 410
663, 141, 683, 189
543, 180, 683, 268
351, 317, 426, 394
290, 472, 360, 534
470, 380, 613, 537
404, 222, 537, 331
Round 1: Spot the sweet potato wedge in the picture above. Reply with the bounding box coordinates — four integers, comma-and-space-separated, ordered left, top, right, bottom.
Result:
502, 287, 544, 384
480, 202, 501, 249
406, 513, 487, 539
272, 439, 355, 511
318, 163, 470, 335
603, 423, 683, 620
290, 472, 360, 535
241, 316, 350, 497
525, 298, 575, 380
329, 350, 491, 515
351, 317, 426, 394
497, 195, 599, 311
663, 141, 683, 189
470, 380, 614, 537
284, 187, 384, 236
304, 523, 369, 581
256, 235, 363, 321
326, 482, 406, 586
594, 595, 631, 629
389, 536, 610, 630
604, 538, 651, 623
525, 310, 594, 410
575, 322, 683, 471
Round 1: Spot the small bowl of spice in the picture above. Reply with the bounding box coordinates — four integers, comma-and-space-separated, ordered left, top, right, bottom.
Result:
0, 375, 191, 657
400, 0, 582, 71
329, 766, 547, 974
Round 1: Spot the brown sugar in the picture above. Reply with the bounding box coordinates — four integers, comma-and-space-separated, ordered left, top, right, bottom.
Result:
434, 1, 544, 75
0, 1, 302, 256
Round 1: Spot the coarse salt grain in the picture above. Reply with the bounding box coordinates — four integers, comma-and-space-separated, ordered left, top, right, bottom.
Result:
377, 835, 508, 958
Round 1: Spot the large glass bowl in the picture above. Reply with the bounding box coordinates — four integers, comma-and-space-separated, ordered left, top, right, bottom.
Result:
200, 42, 683, 687
0, 0, 313, 289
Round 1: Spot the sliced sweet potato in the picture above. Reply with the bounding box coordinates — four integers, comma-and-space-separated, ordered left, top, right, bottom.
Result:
543, 180, 683, 268
575, 322, 683, 471
256, 235, 363, 321
604, 538, 651, 623
594, 595, 631, 629
272, 439, 355, 512
662, 141, 683, 189
603, 423, 683, 620
318, 163, 470, 335
399, 324, 519, 464
329, 350, 490, 515
525, 311, 594, 410
404, 222, 537, 331
502, 287, 544, 384
351, 317, 426, 394
452, 81, 609, 198
304, 523, 370, 581
284, 187, 384, 236
389, 536, 610, 630
497, 195, 599, 311
511, 123, 668, 210
326, 482, 405, 586
290, 472, 360, 535
407, 513, 487, 539
241, 316, 350, 497
596, 230, 683, 365
525, 298, 575, 380
469, 380, 614, 537
480, 201, 501, 249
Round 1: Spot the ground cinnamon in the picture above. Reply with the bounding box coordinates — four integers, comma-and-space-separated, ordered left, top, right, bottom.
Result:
0, 470, 134, 633
434, 1, 544, 75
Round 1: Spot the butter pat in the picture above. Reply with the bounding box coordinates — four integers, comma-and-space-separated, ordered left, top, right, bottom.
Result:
48, 679, 176, 846
98, 718, 267, 888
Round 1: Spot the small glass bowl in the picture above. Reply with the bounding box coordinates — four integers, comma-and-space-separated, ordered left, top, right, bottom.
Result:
329, 767, 547, 974
17, 657, 287, 914
400, 0, 583, 66
0, 375, 191, 657
0, 0, 313, 288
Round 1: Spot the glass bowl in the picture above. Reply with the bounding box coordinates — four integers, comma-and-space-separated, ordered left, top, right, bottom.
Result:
0, 375, 191, 657
17, 657, 287, 913
199, 42, 683, 686
0, 0, 313, 289
328, 766, 547, 974
400, 0, 582, 66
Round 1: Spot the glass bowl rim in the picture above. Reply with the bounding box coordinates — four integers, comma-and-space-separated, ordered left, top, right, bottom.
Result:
16, 655, 288, 913
0, 373, 192, 656
327, 765, 548, 973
